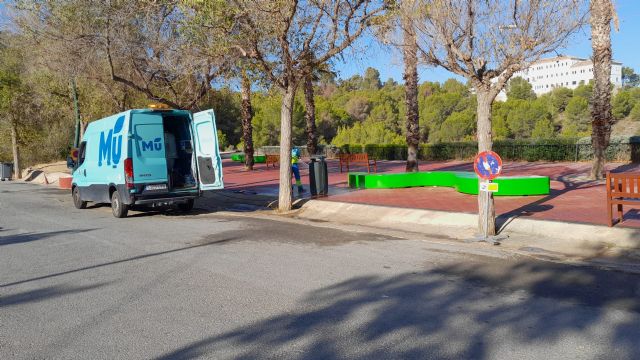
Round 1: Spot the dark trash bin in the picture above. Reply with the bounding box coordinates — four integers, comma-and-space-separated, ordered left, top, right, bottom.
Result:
0, 163, 13, 181
308, 155, 328, 197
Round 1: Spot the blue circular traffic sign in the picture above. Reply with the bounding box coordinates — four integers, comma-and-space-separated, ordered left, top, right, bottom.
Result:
474, 151, 503, 180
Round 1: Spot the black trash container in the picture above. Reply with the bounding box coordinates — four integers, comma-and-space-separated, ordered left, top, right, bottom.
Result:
308, 155, 328, 197
0, 163, 13, 181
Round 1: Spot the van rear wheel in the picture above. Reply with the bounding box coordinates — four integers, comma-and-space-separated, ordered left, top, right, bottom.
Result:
72, 187, 87, 209
177, 199, 195, 212
111, 190, 129, 218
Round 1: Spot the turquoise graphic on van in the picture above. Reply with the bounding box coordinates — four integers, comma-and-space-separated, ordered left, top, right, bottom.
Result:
98, 115, 125, 168
141, 138, 163, 152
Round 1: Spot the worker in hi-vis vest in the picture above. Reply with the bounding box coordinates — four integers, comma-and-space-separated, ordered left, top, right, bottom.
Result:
291, 148, 304, 194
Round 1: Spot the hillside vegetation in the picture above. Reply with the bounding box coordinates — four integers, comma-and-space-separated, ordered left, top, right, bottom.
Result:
248, 69, 640, 148
2, 63, 639, 165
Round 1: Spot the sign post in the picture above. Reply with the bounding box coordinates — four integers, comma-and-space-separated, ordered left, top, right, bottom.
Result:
470, 150, 507, 245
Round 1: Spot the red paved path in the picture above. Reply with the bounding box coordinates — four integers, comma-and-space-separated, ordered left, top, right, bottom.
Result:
222, 157, 640, 228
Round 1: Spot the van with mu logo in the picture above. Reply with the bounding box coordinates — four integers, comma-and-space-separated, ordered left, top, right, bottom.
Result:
70, 106, 224, 218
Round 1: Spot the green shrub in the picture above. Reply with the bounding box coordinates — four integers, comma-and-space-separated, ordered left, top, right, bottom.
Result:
217, 130, 228, 151
613, 91, 634, 120
338, 137, 640, 162
630, 103, 640, 122
576, 136, 640, 161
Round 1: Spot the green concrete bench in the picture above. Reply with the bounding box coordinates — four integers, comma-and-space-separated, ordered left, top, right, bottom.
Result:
348, 172, 369, 189
348, 171, 549, 196
231, 154, 267, 163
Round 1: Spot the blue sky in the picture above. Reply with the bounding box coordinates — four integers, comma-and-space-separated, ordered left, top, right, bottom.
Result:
334, 0, 640, 84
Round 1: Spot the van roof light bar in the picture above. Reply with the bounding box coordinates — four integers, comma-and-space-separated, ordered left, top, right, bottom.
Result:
148, 103, 172, 110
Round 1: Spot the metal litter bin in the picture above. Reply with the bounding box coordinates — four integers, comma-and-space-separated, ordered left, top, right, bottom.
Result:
0, 163, 13, 181
308, 155, 328, 197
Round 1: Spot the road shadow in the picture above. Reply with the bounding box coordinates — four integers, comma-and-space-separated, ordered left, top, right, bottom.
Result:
0, 235, 240, 288
84, 191, 275, 218
154, 259, 640, 360
0, 229, 96, 246
0, 282, 111, 308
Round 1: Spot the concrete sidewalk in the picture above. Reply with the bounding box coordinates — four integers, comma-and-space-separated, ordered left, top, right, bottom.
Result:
195, 190, 640, 271
295, 200, 640, 261
223, 156, 640, 262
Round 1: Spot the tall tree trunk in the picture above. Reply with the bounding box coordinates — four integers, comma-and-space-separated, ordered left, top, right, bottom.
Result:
476, 91, 495, 236
303, 73, 318, 156
10, 119, 20, 179
80, 121, 88, 141
402, 14, 419, 172
590, 0, 614, 180
278, 82, 297, 212
241, 71, 255, 170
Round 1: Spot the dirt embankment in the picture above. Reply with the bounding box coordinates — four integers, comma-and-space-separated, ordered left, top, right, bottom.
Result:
21, 161, 71, 185
612, 119, 640, 137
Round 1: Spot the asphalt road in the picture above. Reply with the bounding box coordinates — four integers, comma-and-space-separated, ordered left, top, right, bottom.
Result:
1, 181, 640, 360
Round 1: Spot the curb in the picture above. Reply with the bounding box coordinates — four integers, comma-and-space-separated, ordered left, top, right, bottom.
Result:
297, 200, 640, 253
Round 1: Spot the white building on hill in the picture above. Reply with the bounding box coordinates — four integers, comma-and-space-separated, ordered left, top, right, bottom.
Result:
496, 56, 623, 101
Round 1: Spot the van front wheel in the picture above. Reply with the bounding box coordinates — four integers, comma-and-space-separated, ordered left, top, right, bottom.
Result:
111, 190, 129, 218
72, 187, 87, 209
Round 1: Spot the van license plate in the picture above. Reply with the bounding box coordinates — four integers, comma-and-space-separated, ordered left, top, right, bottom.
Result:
145, 184, 167, 191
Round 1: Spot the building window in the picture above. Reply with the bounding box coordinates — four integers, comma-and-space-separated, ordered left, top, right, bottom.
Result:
572, 81, 576, 85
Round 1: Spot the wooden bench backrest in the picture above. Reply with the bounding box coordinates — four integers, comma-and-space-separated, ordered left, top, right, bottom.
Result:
607, 172, 640, 198
349, 153, 369, 162
266, 154, 279, 167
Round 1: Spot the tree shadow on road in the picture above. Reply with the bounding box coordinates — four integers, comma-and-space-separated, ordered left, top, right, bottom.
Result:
155, 259, 640, 360
0, 282, 111, 308
0, 229, 96, 246
0, 235, 240, 288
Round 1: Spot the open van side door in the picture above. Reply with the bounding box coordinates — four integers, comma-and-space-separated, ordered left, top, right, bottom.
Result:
192, 109, 224, 190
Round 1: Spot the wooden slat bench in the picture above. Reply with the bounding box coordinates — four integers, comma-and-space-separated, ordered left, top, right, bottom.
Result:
606, 171, 640, 227
339, 153, 377, 173
265, 154, 279, 168
338, 154, 350, 173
